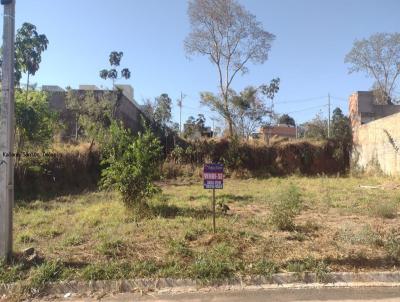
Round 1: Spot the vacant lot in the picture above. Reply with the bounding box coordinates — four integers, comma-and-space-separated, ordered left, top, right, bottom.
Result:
2, 176, 400, 291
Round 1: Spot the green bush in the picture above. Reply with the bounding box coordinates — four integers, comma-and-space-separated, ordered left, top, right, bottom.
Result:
15, 90, 58, 153
385, 229, 400, 260
100, 122, 162, 212
270, 184, 302, 231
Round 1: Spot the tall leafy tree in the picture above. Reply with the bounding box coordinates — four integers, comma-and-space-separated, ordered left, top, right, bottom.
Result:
345, 32, 400, 104
331, 107, 352, 143
14, 22, 49, 92
154, 93, 172, 126
100, 51, 131, 88
184, 0, 275, 137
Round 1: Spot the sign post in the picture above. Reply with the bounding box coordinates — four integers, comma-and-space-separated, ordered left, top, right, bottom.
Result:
203, 163, 223, 233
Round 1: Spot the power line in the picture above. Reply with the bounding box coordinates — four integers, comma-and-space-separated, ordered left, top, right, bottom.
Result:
286, 104, 328, 115
275, 96, 326, 104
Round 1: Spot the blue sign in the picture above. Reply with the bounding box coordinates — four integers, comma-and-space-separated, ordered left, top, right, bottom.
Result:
203, 164, 224, 189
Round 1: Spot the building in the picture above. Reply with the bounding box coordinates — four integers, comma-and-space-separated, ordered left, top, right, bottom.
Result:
348, 91, 400, 129
258, 124, 297, 141
349, 91, 400, 175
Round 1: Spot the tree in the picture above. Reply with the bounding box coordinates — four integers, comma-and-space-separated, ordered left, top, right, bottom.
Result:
99, 51, 131, 88
231, 86, 267, 139
141, 98, 156, 120
184, 0, 275, 137
154, 93, 172, 126
302, 112, 328, 140
65, 89, 117, 144
15, 90, 57, 154
331, 107, 352, 143
201, 78, 279, 138
278, 114, 296, 126
14, 23, 49, 92
345, 32, 400, 104
183, 114, 208, 139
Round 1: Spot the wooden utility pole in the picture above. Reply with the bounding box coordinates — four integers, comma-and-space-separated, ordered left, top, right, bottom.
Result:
0, 0, 16, 262
177, 92, 185, 135
328, 93, 331, 138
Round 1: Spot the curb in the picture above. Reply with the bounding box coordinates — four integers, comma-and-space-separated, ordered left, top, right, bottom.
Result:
1, 271, 400, 297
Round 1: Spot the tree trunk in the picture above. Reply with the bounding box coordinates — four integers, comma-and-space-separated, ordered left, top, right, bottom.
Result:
25, 73, 30, 102
222, 92, 234, 138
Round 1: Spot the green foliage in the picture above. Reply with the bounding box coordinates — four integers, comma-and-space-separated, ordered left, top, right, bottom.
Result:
100, 122, 163, 211
99, 51, 131, 85
168, 239, 193, 258
189, 243, 240, 281
29, 261, 64, 291
221, 137, 243, 170
97, 239, 126, 258
302, 112, 328, 140
250, 259, 278, 277
65, 89, 120, 144
15, 90, 58, 151
154, 93, 172, 126
0, 261, 24, 284
14, 22, 49, 86
183, 114, 207, 139
270, 184, 302, 231
385, 229, 400, 260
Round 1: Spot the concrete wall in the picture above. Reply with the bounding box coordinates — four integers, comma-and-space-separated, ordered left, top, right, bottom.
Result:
352, 112, 400, 175
45, 88, 147, 139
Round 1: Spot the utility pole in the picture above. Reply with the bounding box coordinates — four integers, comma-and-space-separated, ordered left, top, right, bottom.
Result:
0, 0, 16, 262
177, 92, 185, 135
327, 93, 331, 138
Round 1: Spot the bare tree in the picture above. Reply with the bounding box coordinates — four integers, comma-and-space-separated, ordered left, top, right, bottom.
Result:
184, 0, 275, 137
345, 32, 400, 104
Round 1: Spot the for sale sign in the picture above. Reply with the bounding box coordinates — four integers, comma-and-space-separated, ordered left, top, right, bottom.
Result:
203, 164, 224, 189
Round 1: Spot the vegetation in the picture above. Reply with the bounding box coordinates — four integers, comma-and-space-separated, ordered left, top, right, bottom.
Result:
184, 0, 275, 137
183, 114, 207, 139
345, 32, 400, 104
99, 51, 131, 87
270, 184, 302, 231
100, 122, 163, 212
15, 90, 58, 154
278, 114, 296, 126
3, 176, 400, 294
14, 22, 49, 89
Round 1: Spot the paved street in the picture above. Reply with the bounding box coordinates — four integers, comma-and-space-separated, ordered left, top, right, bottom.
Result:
58, 287, 400, 302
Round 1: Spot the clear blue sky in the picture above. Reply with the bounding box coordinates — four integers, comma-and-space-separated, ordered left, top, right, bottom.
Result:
4, 0, 400, 127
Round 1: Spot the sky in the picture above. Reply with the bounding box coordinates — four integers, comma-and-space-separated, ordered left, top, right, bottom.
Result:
3, 0, 400, 128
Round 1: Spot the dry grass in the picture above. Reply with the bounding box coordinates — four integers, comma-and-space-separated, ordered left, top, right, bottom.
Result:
4, 176, 400, 290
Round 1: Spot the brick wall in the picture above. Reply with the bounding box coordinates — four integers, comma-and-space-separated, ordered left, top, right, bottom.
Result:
352, 112, 400, 175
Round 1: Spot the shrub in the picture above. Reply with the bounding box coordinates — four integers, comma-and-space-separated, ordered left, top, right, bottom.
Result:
270, 184, 302, 231
15, 90, 59, 153
385, 229, 400, 260
369, 200, 398, 219
100, 122, 162, 212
